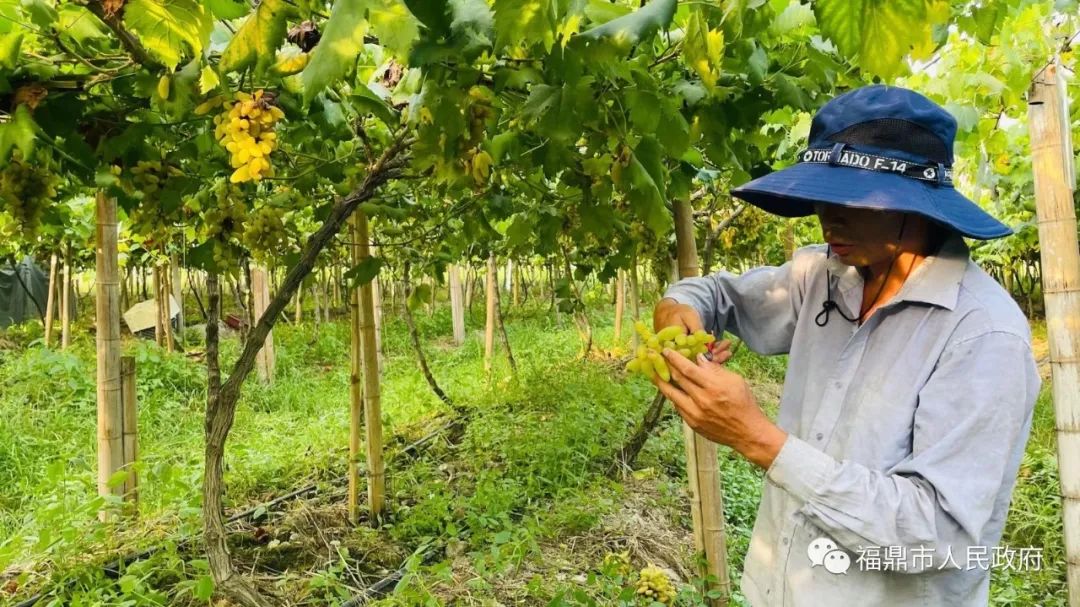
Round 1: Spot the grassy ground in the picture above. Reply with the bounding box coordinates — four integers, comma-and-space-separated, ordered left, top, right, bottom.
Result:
0, 296, 1066, 605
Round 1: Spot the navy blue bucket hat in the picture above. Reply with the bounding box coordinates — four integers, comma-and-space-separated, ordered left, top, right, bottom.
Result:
731, 84, 1012, 240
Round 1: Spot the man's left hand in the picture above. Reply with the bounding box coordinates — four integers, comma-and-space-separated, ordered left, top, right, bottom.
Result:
651, 349, 789, 470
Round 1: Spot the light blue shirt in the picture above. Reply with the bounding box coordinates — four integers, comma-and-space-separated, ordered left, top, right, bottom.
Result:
663, 234, 1041, 606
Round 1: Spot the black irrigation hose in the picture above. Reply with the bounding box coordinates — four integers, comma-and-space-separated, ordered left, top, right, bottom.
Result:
13, 417, 465, 607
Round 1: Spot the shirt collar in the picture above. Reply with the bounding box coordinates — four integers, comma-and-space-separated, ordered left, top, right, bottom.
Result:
825, 233, 969, 312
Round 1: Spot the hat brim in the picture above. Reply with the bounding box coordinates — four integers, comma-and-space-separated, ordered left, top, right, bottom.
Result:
731, 163, 1012, 240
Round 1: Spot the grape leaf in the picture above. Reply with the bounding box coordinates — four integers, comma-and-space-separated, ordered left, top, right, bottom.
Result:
814, 0, 926, 79
344, 256, 383, 288
204, 0, 250, 20
0, 104, 37, 162
492, 0, 554, 51
123, 0, 212, 68
301, 0, 371, 103
219, 0, 294, 74
402, 0, 451, 35
0, 32, 22, 70
369, 0, 420, 58
573, 0, 675, 50
199, 65, 219, 93
620, 136, 671, 235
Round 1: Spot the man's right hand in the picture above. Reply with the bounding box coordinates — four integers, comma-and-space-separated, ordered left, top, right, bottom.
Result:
653, 298, 705, 334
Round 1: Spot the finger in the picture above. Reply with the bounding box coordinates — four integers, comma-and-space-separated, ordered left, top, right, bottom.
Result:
663, 348, 707, 388
700, 351, 732, 368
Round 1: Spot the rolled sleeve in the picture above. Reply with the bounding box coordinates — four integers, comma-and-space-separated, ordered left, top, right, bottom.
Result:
766, 330, 1040, 573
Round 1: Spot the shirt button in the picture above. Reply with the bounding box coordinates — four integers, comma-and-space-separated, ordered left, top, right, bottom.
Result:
833, 381, 843, 389
816, 432, 824, 441
782, 537, 789, 545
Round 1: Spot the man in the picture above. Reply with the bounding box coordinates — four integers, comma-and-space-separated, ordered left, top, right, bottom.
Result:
652, 85, 1041, 606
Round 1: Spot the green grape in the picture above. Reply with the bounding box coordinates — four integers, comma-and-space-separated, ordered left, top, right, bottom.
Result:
624, 322, 720, 382
0, 158, 57, 232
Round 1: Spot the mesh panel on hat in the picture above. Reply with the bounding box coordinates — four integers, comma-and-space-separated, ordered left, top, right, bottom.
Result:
815, 118, 951, 165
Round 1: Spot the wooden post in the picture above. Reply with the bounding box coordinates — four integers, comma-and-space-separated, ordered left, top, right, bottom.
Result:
673, 196, 730, 604
171, 255, 184, 341
371, 252, 384, 374
294, 290, 302, 323
614, 269, 625, 345
630, 259, 641, 348
355, 212, 384, 522
449, 264, 466, 345
484, 253, 497, 373
464, 265, 475, 312
348, 220, 364, 524
121, 356, 138, 504
44, 253, 57, 347
162, 263, 175, 352
1029, 62, 1080, 606
95, 192, 124, 520
512, 260, 521, 308
153, 266, 164, 347
251, 266, 275, 384
61, 248, 71, 350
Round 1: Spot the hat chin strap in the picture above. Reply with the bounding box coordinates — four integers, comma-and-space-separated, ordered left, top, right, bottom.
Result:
815, 216, 908, 327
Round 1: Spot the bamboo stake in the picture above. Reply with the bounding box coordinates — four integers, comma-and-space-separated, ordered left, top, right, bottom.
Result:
673, 196, 730, 604
1029, 62, 1080, 606
449, 264, 466, 345
162, 263, 175, 352
630, 259, 641, 348
44, 253, 57, 347
251, 266, 275, 384
61, 248, 71, 350
512, 260, 520, 307
95, 192, 124, 520
484, 253, 497, 373
294, 290, 302, 323
171, 255, 184, 340
355, 212, 384, 522
153, 266, 164, 347
348, 220, 364, 524
614, 269, 625, 345
371, 252, 384, 374
121, 356, 138, 505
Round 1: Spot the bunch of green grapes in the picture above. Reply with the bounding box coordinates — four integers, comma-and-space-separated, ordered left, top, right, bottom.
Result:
625, 320, 715, 382
202, 182, 247, 242
0, 157, 57, 231
213, 90, 283, 184
635, 564, 676, 604
129, 160, 182, 195
241, 204, 288, 259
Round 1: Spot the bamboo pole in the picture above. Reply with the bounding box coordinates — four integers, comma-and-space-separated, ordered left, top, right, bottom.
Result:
512, 260, 521, 307
371, 255, 384, 374
61, 248, 71, 350
95, 192, 124, 520
449, 263, 466, 345
162, 263, 175, 352
630, 259, 641, 348
121, 356, 138, 505
153, 266, 164, 347
673, 196, 730, 604
484, 254, 497, 373
1029, 62, 1080, 606
44, 253, 57, 347
251, 266, 275, 384
614, 269, 625, 345
348, 220, 364, 524
355, 212, 384, 522
171, 255, 184, 341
